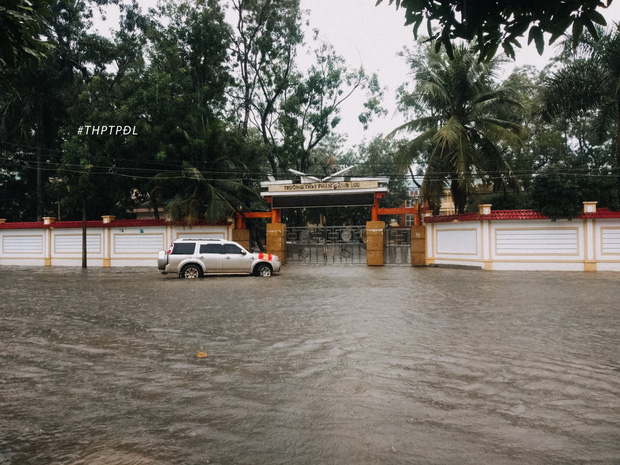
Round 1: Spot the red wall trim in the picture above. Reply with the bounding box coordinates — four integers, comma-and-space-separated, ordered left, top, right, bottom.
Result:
0, 218, 228, 229
425, 208, 620, 223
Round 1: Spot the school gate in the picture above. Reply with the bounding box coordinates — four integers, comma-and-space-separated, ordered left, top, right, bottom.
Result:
283, 225, 412, 265
233, 168, 425, 267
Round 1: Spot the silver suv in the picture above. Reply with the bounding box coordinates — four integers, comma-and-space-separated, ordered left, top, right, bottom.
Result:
158, 238, 281, 278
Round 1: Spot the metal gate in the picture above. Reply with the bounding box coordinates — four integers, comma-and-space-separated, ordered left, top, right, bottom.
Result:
384, 227, 411, 266
286, 226, 367, 265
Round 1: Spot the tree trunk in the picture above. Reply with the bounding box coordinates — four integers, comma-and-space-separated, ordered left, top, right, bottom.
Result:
409, 166, 421, 188
616, 100, 620, 188
451, 177, 467, 214
82, 195, 87, 269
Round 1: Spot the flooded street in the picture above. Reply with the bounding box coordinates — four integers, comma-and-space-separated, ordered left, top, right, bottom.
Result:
1, 266, 619, 464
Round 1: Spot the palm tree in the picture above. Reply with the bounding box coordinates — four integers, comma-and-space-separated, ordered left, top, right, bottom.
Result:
155, 117, 261, 225
162, 166, 250, 225
542, 25, 620, 182
390, 44, 524, 213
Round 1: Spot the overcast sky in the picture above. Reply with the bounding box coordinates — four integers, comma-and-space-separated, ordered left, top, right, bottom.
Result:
94, 0, 620, 150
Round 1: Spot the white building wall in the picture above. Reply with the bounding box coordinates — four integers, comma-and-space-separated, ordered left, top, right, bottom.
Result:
0, 223, 233, 267
491, 221, 584, 271
51, 229, 105, 267
427, 222, 484, 268
597, 225, 620, 270
109, 227, 166, 267
0, 231, 46, 266
427, 217, 620, 271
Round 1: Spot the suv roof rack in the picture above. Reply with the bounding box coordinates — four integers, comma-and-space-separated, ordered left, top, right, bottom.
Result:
176, 238, 226, 242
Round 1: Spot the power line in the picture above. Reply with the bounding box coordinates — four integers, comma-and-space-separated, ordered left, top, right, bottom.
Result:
2, 144, 618, 181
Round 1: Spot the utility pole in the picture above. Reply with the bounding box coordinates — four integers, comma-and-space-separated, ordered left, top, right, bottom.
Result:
82, 195, 87, 269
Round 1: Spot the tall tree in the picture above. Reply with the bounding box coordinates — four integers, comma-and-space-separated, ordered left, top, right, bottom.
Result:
390, 43, 524, 213
278, 40, 385, 173
228, 0, 302, 144
143, 0, 264, 224
228, 1, 385, 174
57, 2, 150, 222
542, 25, 620, 185
0, 0, 116, 221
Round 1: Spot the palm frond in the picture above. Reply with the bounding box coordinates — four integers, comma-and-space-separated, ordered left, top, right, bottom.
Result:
474, 119, 525, 145
393, 128, 436, 171
204, 185, 233, 223
542, 59, 609, 118
434, 115, 464, 154
387, 115, 440, 138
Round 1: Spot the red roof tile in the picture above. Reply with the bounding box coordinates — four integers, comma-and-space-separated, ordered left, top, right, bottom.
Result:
0, 218, 227, 229
425, 208, 620, 223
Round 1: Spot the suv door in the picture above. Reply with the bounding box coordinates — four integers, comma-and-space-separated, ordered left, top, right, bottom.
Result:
222, 243, 253, 273
199, 243, 224, 272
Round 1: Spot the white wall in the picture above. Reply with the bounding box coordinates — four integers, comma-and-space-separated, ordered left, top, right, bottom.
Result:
426, 218, 620, 271
0, 223, 232, 267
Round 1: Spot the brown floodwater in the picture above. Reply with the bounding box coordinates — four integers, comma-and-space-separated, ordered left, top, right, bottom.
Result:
1, 266, 619, 464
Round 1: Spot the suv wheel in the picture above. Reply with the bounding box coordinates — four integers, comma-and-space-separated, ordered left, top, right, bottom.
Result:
255, 263, 273, 277
181, 264, 202, 279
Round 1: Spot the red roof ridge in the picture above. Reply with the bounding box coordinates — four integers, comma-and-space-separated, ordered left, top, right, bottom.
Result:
425, 208, 620, 223
0, 218, 228, 229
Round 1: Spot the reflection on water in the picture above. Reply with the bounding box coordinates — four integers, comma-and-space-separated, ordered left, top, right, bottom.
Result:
1, 266, 619, 464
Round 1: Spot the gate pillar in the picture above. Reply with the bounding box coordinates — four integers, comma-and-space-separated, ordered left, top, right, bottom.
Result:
411, 225, 426, 267
366, 221, 385, 266
267, 223, 287, 265
232, 228, 251, 251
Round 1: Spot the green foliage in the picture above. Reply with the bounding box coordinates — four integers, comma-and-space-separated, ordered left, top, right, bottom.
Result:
278, 40, 384, 173
228, 2, 385, 175
0, 0, 118, 220
542, 25, 620, 174
391, 43, 524, 213
529, 170, 583, 220
529, 169, 620, 220
0, 0, 53, 91
468, 192, 526, 213
228, 0, 303, 155
376, 0, 610, 60
579, 175, 620, 211
4, 0, 619, 226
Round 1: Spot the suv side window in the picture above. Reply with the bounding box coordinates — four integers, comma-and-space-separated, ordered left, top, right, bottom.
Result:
200, 244, 223, 254
171, 243, 196, 255
223, 244, 244, 254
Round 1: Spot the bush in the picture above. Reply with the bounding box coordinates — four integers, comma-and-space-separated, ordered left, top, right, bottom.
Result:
467, 192, 525, 213
529, 169, 620, 220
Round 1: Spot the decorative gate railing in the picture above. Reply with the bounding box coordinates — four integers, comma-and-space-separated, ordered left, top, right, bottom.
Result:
384, 227, 411, 266
286, 226, 367, 265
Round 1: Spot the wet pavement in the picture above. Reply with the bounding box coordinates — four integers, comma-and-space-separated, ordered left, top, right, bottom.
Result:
1, 265, 619, 465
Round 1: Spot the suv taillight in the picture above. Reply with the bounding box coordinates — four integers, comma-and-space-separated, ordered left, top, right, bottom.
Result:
167, 243, 173, 254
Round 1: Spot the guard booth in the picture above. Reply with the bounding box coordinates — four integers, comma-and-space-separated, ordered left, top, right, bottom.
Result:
235, 168, 425, 266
